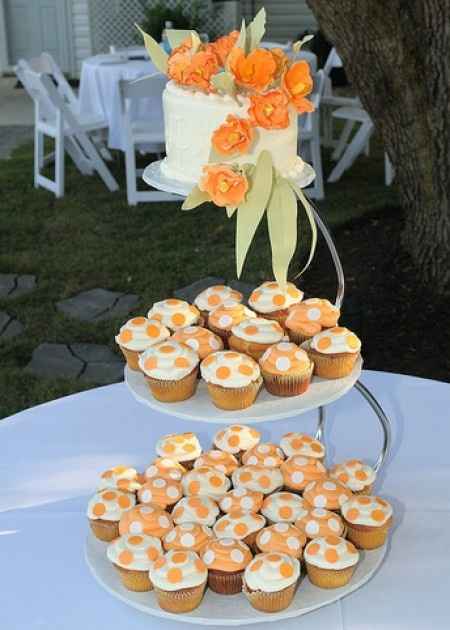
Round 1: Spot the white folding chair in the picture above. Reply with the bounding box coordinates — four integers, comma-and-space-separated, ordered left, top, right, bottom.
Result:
299, 70, 326, 200
120, 73, 180, 205
16, 65, 118, 198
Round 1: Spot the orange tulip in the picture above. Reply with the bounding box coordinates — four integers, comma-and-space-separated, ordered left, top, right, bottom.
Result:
199, 164, 249, 207
185, 50, 219, 92
208, 31, 239, 66
211, 115, 254, 156
248, 89, 290, 129
271, 48, 289, 79
228, 47, 277, 92
282, 61, 314, 113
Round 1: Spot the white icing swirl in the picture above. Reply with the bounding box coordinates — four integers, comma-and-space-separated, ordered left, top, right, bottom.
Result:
304, 536, 359, 570
280, 432, 325, 459
200, 351, 260, 388
213, 424, 261, 454
147, 299, 200, 330
213, 510, 266, 540
138, 340, 199, 381
149, 549, 207, 591
231, 465, 283, 495
115, 317, 170, 351
182, 466, 231, 498
341, 495, 393, 526
248, 281, 303, 314
87, 490, 136, 521
172, 496, 219, 527
194, 285, 243, 312
231, 317, 284, 343
156, 432, 202, 462
310, 327, 361, 354
107, 533, 162, 570
261, 492, 306, 523
330, 459, 376, 492
244, 552, 300, 592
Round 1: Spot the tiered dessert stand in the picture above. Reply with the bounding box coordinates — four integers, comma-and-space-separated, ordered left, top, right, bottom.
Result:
85, 161, 393, 625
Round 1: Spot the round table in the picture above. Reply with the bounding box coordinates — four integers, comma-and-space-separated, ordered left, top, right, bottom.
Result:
2, 370, 449, 629
79, 54, 158, 151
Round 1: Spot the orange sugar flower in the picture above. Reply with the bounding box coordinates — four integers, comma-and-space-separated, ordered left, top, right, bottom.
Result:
282, 61, 314, 113
271, 48, 289, 79
208, 31, 239, 66
248, 89, 290, 130
228, 47, 277, 92
211, 115, 254, 156
171, 36, 193, 56
167, 50, 191, 84
199, 164, 249, 207
185, 50, 219, 92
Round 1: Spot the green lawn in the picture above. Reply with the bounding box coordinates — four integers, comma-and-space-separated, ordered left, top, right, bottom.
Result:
0, 138, 398, 418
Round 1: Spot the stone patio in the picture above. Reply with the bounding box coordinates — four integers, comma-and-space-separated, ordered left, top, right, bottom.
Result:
0, 273, 36, 299
56, 288, 139, 322
0, 310, 24, 341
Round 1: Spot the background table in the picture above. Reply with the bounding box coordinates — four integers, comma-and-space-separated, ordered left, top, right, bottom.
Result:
2, 370, 450, 629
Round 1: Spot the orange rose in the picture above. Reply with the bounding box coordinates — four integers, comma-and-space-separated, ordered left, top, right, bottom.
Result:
208, 31, 239, 66
282, 61, 314, 113
167, 50, 191, 84
199, 164, 249, 207
211, 115, 254, 156
228, 47, 277, 92
271, 48, 289, 79
185, 50, 219, 92
248, 89, 290, 129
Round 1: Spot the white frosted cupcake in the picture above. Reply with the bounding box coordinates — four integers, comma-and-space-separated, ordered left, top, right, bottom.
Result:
182, 466, 231, 499
248, 281, 304, 327
304, 536, 359, 588
306, 326, 361, 379
341, 495, 393, 549
214, 509, 266, 550
147, 298, 201, 331
97, 465, 143, 494
155, 432, 202, 470
329, 459, 376, 495
138, 476, 183, 511
232, 465, 283, 495
295, 507, 346, 540
303, 478, 353, 512
243, 552, 300, 612
194, 449, 239, 476
285, 298, 340, 344
107, 533, 162, 591
116, 317, 170, 370
87, 489, 136, 542
219, 487, 264, 514
172, 496, 219, 527
256, 523, 306, 559
213, 424, 261, 461
261, 492, 306, 524
163, 523, 213, 554
242, 442, 285, 467
202, 538, 253, 594
228, 317, 285, 360
144, 457, 186, 482
194, 285, 243, 318
150, 550, 208, 613
280, 432, 325, 460
172, 326, 223, 360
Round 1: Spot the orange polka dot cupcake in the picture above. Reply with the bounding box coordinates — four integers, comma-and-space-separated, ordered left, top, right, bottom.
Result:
150, 549, 208, 613
207, 301, 256, 345
213, 424, 261, 462
172, 326, 223, 360
304, 536, 359, 588
219, 487, 264, 513
172, 496, 219, 527
285, 298, 340, 345
306, 326, 361, 379
243, 552, 300, 612
295, 507, 345, 540
182, 466, 231, 499
194, 285, 243, 319
259, 342, 313, 397
232, 465, 283, 495
303, 479, 353, 512
147, 298, 201, 332
87, 489, 136, 542
194, 449, 239, 476
281, 455, 327, 492
200, 351, 262, 410
139, 340, 199, 403
229, 317, 285, 361
329, 459, 376, 495
280, 432, 325, 461
256, 523, 306, 559
341, 495, 393, 549
138, 477, 183, 511
145, 457, 186, 481
163, 522, 213, 553
98, 465, 143, 494
106, 533, 162, 592
261, 492, 306, 524
155, 432, 202, 470
202, 538, 253, 594
242, 442, 285, 467
119, 504, 173, 539
214, 509, 266, 550
115, 317, 170, 371
248, 281, 304, 328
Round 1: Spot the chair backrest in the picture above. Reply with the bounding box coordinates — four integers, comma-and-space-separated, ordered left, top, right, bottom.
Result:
120, 72, 167, 133
24, 52, 79, 111
323, 47, 343, 77
299, 70, 326, 133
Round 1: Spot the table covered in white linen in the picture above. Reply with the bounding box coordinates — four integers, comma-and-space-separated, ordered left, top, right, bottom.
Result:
2, 370, 450, 629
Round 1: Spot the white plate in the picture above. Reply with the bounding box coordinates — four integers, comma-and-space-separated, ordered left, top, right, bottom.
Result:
85, 533, 386, 626
124, 356, 362, 424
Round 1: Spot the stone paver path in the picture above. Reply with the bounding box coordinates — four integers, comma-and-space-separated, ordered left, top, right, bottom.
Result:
56, 288, 139, 322
0, 273, 36, 299
0, 310, 24, 341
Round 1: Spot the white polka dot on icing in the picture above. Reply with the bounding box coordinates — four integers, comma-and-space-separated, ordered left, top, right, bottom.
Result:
314, 495, 327, 508
219, 315, 233, 327
247, 456, 258, 465
323, 481, 336, 491
329, 518, 340, 532
141, 490, 152, 502
258, 444, 270, 454
241, 497, 254, 510
141, 506, 153, 514
313, 508, 326, 517
275, 356, 291, 371
203, 549, 215, 565
305, 521, 319, 535
265, 457, 276, 467
167, 486, 180, 499
287, 536, 300, 550
181, 523, 194, 531
180, 533, 195, 547
220, 538, 235, 546
307, 307, 321, 321
274, 522, 289, 533
234, 488, 246, 497
153, 478, 166, 488
259, 530, 271, 545
231, 549, 244, 563
165, 530, 176, 543
159, 516, 170, 528
130, 521, 143, 534
292, 471, 304, 484
221, 497, 232, 510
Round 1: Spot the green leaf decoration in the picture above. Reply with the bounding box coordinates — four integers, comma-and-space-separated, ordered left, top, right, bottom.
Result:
292, 34, 314, 54
267, 176, 298, 288
226, 206, 237, 218
182, 186, 210, 210
190, 31, 202, 53
235, 150, 273, 277
246, 8, 266, 52
236, 19, 247, 52
135, 24, 168, 74
288, 180, 318, 277
166, 29, 193, 50
211, 71, 236, 97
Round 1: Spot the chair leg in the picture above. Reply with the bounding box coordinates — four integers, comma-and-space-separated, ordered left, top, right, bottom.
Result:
332, 120, 355, 161
34, 126, 44, 188
66, 137, 93, 175
75, 131, 119, 192
328, 122, 374, 183
125, 142, 138, 205
54, 124, 65, 198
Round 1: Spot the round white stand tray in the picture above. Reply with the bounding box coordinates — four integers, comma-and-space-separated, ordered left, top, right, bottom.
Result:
85, 533, 386, 626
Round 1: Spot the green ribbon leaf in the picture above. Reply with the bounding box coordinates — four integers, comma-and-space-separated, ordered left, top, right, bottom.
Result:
267, 176, 298, 288
226, 206, 237, 218
236, 18, 247, 52
292, 34, 314, 54
211, 71, 236, 97
135, 24, 168, 74
289, 180, 318, 277
190, 31, 202, 53
182, 186, 210, 210
166, 29, 193, 50
246, 8, 266, 52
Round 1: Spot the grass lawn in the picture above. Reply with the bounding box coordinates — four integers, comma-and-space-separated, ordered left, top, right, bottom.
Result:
0, 137, 398, 418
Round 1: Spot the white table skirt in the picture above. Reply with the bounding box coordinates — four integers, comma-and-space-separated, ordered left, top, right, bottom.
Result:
2, 370, 450, 629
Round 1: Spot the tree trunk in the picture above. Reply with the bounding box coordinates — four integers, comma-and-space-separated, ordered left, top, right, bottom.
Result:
307, 0, 450, 294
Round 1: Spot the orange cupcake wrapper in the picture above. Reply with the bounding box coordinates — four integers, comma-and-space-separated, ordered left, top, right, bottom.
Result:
114, 564, 153, 591
261, 365, 313, 397
206, 377, 262, 410
307, 348, 359, 379
208, 569, 244, 594
89, 518, 119, 542
154, 582, 206, 613
344, 517, 392, 549
118, 346, 142, 371
243, 580, 297, 612
306, 562, 355, 588
285, 330, 312, 345
144, 367, 199, 402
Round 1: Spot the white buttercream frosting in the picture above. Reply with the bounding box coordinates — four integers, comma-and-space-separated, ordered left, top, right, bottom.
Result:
341, 495, 393, 526
182, 466, 231, 498
214, 509, 266, 540
213, 424, 261, 454
304, 536, 359, 570
150, 549, 207, 591
156, 432, 202, 462
295, 507, 345, 539
145, 458, 185, 481
147, 298, 200, 330
87, 489, 136, 521
261, 492, 306, 523
244, 552, 300, 592
107, 533, 162, 570
231, 317, 284, 344
194, 285, 243, 312
115, 317, 170, 351
172, 496, 219, 527
242, 442, 285, 468
280, 432, 325, 459
200, 351, 260, 388
139, 340, 199, 381
232, 465, 283, 495
208, 301, 256, 331
248, 281, 303, 314
310, 326, 361, 354
329, 459, 376, 492
97, 466, 142, 492
219, 488, 264, 513
163, 523, 213, 553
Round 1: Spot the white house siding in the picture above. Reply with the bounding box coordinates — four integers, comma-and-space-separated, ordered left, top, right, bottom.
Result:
243, 0, 316, 41
71, 0, 93, 74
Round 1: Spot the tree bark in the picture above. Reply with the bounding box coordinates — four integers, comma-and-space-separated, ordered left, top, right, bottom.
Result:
307, 0, 450, 294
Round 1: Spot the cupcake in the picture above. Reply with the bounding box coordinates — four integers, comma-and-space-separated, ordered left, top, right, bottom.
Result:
119, 504, 173, 539
214, 509, 266, 550
194, 285, 243, 319
172, 496, 219, 527
229, 317, 284, 360
147, 298, 201, 332
306, 326, 361, 379
304, 536, 359, 588
329, 459, 376, 495
194, 450, 239, 476
243, 552, 300, 612
155, 432, 202, 470
139, 340, 199, 403
303, 479, 353, 512
145, 457, 186, 482
87, 489, 136, 542
163, 523, 213, 553
261, 492, 306, 524
200, 351, 262, 410
115, 317, 170, 371
107, 533, 162, 591
150, 550, 207, 613
213, 424, 261, 462
281, 455, 327, 493
232, 465, 283, 495
182, 466, 231, 499
207, 301, 256, 345
285, 299, 340, 345
295, 507, 346, 540
242, 442, 285, 467
256, 523, 306, 559
97, 465, 143, 494
341, 495, 393, 549
248, 281, 304, 328
219, 487, 264, 514
280, 432, 325, 461
259, 343, 313, 397
202, 538, 252, 594
172, 325, 223, 360
138, 476, 183, 511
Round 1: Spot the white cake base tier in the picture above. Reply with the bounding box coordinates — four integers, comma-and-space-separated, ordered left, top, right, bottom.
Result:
124, 355, 362, 424
85, 533, 386, 626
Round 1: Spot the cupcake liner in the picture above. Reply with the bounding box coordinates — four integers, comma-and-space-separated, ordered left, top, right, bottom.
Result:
243, 581, 297, 612
144, 367, 199, 402
285, 330, 312, 346
351, 483, 374, 496
208, 569, 244, 594
243, 530, 260, 553
89, 518, 119, 542
261, 364, 313, 397
118, 346, 142, 371
178, 459, 195, 470
306, 348, 359, 379
207, 322, 232, 348
306, 562, 355, 588
344, 517, 392, 549
154, 582, 206, 613
114, 564, 153, 592
206, 377, 263, 410
228, 335, 274, 361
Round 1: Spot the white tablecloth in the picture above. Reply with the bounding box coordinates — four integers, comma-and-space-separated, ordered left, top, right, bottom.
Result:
2, 370, 450, 629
